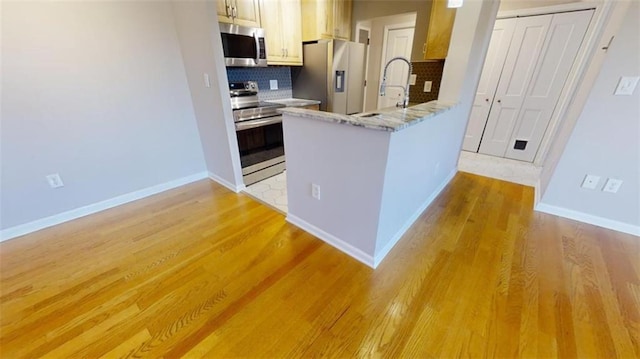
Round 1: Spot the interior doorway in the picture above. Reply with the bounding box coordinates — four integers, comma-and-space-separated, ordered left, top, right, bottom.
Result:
377, 24, 415, 109
355, 24, 371, 111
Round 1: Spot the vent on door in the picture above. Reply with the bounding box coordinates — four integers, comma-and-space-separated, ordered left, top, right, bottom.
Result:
514, 140, 527, 150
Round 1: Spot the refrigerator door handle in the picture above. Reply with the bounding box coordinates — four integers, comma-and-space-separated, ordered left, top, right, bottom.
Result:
335, 70, 345, 93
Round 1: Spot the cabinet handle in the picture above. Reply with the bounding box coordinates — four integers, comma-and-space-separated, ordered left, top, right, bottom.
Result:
225, 0, 231, 16
497, 99, 502, 103
485, 98, 489, 102
232, 6, 237, 18
285, 49, 288, 57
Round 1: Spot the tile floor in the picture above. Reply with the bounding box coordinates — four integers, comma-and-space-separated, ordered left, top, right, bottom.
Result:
244, 171, 288, 213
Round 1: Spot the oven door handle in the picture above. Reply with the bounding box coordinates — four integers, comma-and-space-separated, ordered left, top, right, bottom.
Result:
235, 116, 282, 131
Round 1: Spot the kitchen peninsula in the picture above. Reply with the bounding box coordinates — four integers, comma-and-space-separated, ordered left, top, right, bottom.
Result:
280, 101, 460, 268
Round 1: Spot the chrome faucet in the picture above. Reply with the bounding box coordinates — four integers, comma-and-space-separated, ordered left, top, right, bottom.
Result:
379, 56, 413, 108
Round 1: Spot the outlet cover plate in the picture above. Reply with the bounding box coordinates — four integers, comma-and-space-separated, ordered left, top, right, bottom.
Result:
603, 178, 623, 193
423, 81, 432, 93
270, 79, 278, 90
311, 183, 321, 200
614, 76, 639, 95
46, 173, 64, 188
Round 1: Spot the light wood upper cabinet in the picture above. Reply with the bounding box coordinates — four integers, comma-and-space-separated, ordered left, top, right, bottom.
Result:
333, 0, 352, 40
424, 0, 456, 59
217, 0, 261, 28
259, 0, 303, 65
301, 0, 352, 41
280, 1, 303, 63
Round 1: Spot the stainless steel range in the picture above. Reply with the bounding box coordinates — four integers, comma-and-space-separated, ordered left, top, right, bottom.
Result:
230, 81, 286, 185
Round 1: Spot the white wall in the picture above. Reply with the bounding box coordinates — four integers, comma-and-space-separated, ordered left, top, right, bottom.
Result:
499, 0, 583, 12
172, 1, 244, 191
375, 108, 459, 258
538, 0, 640, 232
284, 117, 390, 257
1, 1, 206, 230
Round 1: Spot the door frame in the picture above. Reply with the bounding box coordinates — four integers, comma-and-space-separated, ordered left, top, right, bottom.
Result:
355, 23, 371, 111
377, 21, 416, 109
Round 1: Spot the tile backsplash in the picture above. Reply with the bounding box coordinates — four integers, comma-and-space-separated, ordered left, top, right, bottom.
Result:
409, 60, 445, 103
226, 67, 292, 100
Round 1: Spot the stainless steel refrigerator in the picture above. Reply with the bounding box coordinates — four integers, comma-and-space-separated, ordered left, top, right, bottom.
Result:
291, 40, 366, 115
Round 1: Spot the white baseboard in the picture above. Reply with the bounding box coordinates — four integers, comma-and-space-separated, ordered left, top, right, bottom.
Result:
208, 172, 245, 193
0, 172, 209, 242
373, 168, 458, 267
286, 214, 375, 268
535, 202, 640, 237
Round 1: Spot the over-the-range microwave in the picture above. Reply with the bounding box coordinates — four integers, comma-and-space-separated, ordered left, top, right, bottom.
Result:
219, 23, 267, 67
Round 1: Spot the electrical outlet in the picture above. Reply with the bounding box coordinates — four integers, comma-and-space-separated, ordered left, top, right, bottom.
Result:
581, 174, 600, 189
203, 73, 211, 88
270, 79, 278, 90
409, 74, 417, 85
46, 173, 64, 188
423, 81, 432, 92
603, 178, 623, 193
311, 183, 321, 200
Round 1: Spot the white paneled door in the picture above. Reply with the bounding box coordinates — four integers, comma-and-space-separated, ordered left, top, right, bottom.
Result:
462, 18, 516, 152
378, 26, 414, 109
504, 11, 593, 162
464, 10, 593, 162
479, 14, 553, 157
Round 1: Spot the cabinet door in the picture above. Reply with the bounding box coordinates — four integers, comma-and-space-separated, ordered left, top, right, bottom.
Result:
333, 0, 352, 40
424, 0, 456, 59
479, 14, 552, 157
319, 0, 334, 39
281, 0, 303, 65
462, 18, 516, 152
301, 0, 333, 41
233, 0, 261, 27
504, 10, 593, 162
217, 0, 234, 23
259, 0, 286, 63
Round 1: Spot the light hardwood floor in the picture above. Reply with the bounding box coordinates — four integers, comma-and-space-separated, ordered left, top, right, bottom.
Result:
1, 172, 638, 358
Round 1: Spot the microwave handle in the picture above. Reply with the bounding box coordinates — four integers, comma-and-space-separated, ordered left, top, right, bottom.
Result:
253, 32, 260, 65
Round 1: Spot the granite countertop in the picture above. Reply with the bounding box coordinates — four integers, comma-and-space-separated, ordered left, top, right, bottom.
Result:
279, 100, 457, 132
266, 98, 321, 107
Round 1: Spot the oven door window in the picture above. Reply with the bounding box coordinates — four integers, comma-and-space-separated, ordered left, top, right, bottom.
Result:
236, 121, 284, 168
221, 33, 258, 60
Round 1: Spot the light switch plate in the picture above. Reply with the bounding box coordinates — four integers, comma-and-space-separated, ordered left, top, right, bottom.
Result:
409, 74, 417, 85
423, 81, 432, 93
203, 73, 211, 88
270, 79, 278, 90
614, 76, 639, 95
